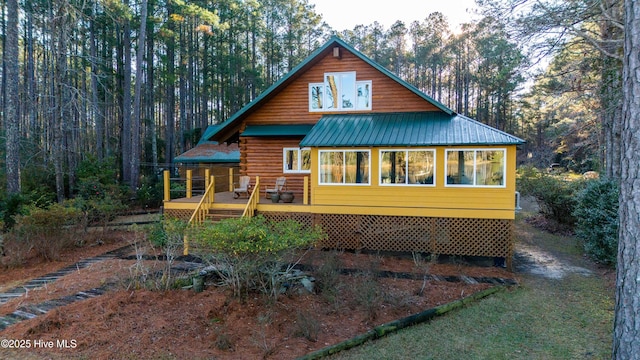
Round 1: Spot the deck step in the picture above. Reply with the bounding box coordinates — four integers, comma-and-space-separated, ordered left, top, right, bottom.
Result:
205, 209, 243, 221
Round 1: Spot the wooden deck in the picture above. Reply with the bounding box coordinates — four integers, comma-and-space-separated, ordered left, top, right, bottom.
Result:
163, 190, 308, 214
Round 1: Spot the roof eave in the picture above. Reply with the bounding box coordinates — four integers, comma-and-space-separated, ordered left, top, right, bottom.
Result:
329, 37, 453, 115
207, 36, 455, 143
206, 39, 340, 143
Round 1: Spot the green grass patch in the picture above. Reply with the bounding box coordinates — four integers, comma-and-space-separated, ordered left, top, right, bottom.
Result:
328, 218, 614, 360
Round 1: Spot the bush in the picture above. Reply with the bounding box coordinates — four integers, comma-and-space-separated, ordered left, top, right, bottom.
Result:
573, 179, 619, 265
0, 193, 26, 231
8, 203, 84, 261
517, 167, 585, 225
189, 215, 326, 299
135, 177, 164, 209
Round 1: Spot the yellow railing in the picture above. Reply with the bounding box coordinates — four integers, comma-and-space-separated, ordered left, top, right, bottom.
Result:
184, 176, 215, 255
242, 176, 260, 218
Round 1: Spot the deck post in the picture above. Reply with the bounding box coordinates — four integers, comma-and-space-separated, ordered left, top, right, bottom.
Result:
228, 167, 234, 192
186, 169, 193, 199
209, 176, 216, 202
304, 176, 309, 205
256, 176, 260, 204
163, 170, 170, 202
204, 168, 211, 190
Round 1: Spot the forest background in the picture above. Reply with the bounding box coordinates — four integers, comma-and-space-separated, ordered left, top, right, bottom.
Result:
0, 0, 622, 204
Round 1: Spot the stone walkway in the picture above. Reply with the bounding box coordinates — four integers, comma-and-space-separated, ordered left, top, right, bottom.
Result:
0, 245, 134, 330
0, 245, 518, 332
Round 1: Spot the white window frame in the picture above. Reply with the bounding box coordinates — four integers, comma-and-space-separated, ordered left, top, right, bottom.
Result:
444, 148, 507, 188
318, 149, 371, 185
309, 72, 372, 112
309, 83, 324, 111
283, 147, 311, 173
356, 80, 372, 110
379, 149, 436, 186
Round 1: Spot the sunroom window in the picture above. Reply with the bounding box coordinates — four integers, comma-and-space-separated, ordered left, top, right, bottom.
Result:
319, 150, 370, 185
445, 149, 505, 187
283, 148, 311, 173
380, 150, 435, 185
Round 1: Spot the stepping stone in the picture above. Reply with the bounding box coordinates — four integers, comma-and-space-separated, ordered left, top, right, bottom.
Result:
12, 310, 37, 320
460, 275, 479, 284
0, 292, 25, 298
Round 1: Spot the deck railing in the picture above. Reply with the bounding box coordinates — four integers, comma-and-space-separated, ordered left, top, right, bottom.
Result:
242, 176, 260, 217
183, 176, 216, 255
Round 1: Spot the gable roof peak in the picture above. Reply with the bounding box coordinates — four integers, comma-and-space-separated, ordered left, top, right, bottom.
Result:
205, 36, 454, 143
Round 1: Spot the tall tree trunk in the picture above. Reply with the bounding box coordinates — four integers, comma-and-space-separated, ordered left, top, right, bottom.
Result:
146, 0, 157, 175
164, 1, 176, 171
121, 3, 132, 185
25, 7, 37, 141
4, 0, 20, 194
91, 3, 104, 160
130, 0, 148, 190
613, 1, 640, 358
600, 0, 624, 179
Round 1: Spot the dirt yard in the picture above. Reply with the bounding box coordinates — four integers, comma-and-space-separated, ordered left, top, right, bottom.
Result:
0, 228, 515, 359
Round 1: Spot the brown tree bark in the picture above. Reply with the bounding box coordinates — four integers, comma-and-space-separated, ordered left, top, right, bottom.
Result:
4, 0, 20, 194
130, 0, 148, 190
613, 0, 640, 358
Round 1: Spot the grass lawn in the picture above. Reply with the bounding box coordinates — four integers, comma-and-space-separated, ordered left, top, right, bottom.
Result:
328, 215, 615, 360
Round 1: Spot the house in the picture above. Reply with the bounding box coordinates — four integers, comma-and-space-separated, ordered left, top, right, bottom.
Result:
164, 36, 524, 267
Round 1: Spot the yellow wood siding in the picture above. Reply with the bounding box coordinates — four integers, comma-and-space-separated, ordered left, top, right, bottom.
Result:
309, 145, 518, 220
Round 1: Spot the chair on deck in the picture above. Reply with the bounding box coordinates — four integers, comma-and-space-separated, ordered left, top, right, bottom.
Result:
265, 177, 286, 199
233, 176, 251, 199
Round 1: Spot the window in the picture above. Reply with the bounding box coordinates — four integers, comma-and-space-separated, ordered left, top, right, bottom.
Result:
445, 149, 505, 187
309, 72, 372, 112
319, 150, 370, 185
283, 148, 311, 173
380, 150, 435, 186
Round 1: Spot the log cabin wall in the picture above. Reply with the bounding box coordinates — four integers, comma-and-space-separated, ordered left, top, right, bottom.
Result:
238, 46, 442, 197
241, 137, 308, 199
244, 48, 440, 127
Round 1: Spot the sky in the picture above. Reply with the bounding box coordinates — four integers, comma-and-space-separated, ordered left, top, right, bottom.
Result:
308, 0, 479, 32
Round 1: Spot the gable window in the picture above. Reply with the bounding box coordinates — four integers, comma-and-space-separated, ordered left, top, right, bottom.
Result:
445, 149, 505, 187
380, 149, 435, 185
309, 72, 372, 112
283, 148, 311, 173
319, 150, 370, 185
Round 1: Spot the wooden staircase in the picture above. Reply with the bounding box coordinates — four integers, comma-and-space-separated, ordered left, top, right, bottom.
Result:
205, 208, 243, 222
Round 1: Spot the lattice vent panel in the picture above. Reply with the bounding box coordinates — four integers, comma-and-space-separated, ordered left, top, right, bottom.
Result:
314, 214, 362, 249
310, 214, 513, 258
260, 212, 313, 228
163, 209, 193, 221
432, 218, 513, 257
357, 215, 433, 252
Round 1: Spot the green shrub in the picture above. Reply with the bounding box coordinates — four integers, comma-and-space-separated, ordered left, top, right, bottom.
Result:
9, 203, 84, 261
135, 177, 164, 209
517, 167, 585, 225
76, 156, 118, 186
573, 179, 619, 265
0, 193, 26, 231
66, 196, 126, 229
189, 215, 326, 299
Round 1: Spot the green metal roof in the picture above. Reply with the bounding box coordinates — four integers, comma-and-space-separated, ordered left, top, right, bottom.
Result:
299, 112, 525, 147
198, 125, 224, 145
204, 36, 453, 143
241, 124, 314, 137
